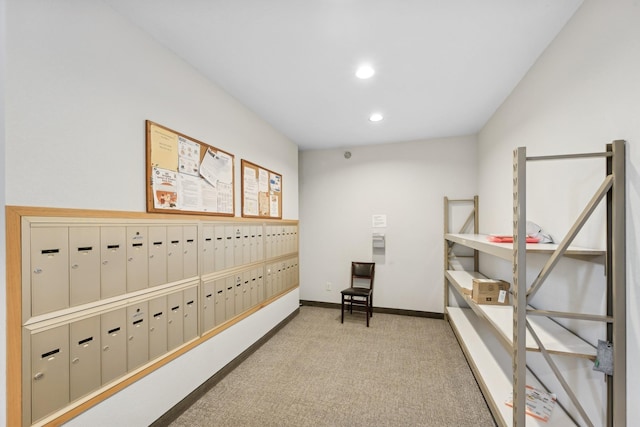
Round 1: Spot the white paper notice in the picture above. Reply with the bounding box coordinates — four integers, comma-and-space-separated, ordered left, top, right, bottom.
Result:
259, 169, 269, 192
177, 173, 203, 211
200, 148, 232, 187
372, 214, 387, 228
243, 166, 259, 216
178, 136, 201, 176
201, 179, 218, 212
269, 194, 279, 217
216, 152, 233, 184
217, 181, 233, 213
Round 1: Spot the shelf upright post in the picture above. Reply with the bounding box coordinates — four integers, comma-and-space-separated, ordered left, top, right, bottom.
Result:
607, 140, 626, 427
512, 147, 527, 426
444, 197, 450, 313
473, 196, 479, 271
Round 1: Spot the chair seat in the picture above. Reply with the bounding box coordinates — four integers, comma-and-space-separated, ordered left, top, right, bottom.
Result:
341, 287, 371, 297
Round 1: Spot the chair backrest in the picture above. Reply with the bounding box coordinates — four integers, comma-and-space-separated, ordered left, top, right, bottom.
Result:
351, 262, 375, 291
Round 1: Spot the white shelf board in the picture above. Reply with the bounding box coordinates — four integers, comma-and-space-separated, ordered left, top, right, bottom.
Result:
446, 270, 596, 359
447, 307, 578, 427
445, 234, 605, 261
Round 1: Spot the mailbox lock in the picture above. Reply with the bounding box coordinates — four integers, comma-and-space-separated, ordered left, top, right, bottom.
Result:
72, 358, 80, 364
103, 345, 110, 352
33, 268, 43, 274
149, 254, 154, 259
128, 257, 134, 262
129, 336, 134, 341
71, 264, 79, 269
34, 372, 45, 381
102, 260, 109, 265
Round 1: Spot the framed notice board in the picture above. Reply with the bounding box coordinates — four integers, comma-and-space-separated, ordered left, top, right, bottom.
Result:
146, 120, 235, 216
241, 159, 282, 219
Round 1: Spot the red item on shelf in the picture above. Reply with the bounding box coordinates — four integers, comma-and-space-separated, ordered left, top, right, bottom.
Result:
487, 235, 540, 243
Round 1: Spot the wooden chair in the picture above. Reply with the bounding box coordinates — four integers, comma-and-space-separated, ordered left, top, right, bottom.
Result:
340, 262, 375, 327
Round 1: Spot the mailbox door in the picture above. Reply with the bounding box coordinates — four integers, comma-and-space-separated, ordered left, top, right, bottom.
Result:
69, 227, 100, 306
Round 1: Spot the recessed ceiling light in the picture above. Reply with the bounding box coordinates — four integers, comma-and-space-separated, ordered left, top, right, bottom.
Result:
369, 113, 383, 122
356, 64, 375, 79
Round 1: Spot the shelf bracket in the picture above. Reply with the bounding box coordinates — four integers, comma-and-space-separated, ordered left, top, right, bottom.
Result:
526, 174, 612, 300
526, 320, 595, 427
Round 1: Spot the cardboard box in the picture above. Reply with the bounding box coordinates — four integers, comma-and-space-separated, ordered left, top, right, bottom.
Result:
472, 279, 510, 305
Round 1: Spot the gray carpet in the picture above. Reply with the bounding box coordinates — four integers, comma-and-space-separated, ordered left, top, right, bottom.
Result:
170, 306, 496, 427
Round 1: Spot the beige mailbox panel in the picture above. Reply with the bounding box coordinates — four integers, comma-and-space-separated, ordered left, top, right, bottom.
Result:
256, 226, 264, 260
256, 267, 265, 303
264, 226, 273, 260
31, 325, 69, 423
202, 280, 215, 333
22, 215, 298, 426
214, 225, 226, 271
183, 226, 198, 278
149, 295, 168, 360
126, 227, 148, 292
225, 276, 235, 320
183, 287, 198, 342
202, 225, 215, 275
167, 226, 184, 283
242, 271, 251, 311
265, 264, 274, 298
70, 316, 101, 402
148, 226, 167, 288
225, 226, 235, 268
100, 227, 127, 299
167, 292, 183, 350
31, 227, 69, 316
127, 302, 149, 371
214, 279, 226, 326
242, 226, 251, 264
233, 226, 243, 267
69, 227, 100, 306
234, 275, 243, 315
250, 269, 258, 306
101, 308, 127, 385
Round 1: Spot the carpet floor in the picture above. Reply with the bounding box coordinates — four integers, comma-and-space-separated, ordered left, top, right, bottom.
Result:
169, 305, 496, 427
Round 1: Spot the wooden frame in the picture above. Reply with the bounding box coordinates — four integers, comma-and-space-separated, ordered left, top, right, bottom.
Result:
240, 159, 282, 219
146, 120, 235, 216
6, 205, 299, 427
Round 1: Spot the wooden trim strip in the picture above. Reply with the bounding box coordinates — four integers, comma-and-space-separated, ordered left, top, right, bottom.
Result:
5, 205, 298, 427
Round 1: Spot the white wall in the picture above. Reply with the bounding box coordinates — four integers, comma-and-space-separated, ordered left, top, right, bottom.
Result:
3, 0, 299, 424
5, 0, 298, 216
299, 136, 476, 313
478, 0, 640, 424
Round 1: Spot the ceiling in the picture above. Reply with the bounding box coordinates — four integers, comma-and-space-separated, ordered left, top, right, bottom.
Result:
105, 0, 583, 151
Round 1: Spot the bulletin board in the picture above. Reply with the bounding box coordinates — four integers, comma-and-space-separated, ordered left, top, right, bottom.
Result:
241, 159, 282, 219
146, 120, 235, 216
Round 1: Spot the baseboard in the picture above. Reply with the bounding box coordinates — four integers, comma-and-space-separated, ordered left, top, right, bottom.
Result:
150, 307, 300, 427
299, 300, 444, 319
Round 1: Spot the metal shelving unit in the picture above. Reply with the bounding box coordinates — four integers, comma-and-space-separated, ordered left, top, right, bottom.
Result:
443, 141, 626, 426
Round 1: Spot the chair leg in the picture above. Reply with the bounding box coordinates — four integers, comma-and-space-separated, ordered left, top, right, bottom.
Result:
341, 295, 344, 324
366, 296, 370, 327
